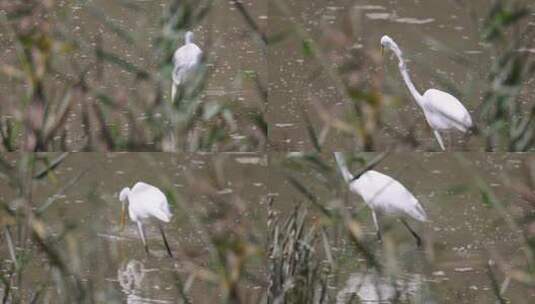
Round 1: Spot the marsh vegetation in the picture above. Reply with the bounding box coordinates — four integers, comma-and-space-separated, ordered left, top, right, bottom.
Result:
1, 0, 535, 303
268, 0, 535, 151
1, 153, 535, 303
0, 0, 267, 151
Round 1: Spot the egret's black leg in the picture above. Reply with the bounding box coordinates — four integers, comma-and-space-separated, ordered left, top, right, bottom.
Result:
400, 218, 422, 247
158, 223, 173, 258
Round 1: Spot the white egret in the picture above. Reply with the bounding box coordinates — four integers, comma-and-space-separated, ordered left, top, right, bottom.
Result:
172, 31, 203, 101
334, 152, 427, 246
380, 35, 473, 150
119, 182, 173, 257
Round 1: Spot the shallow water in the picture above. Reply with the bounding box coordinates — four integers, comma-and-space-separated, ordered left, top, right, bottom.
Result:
0, 0, 534, 303
1, 153, 534, 302
0, 0, 267, 149
1, 0, 532, 151
1, 153, 270, 302
267, 0, 535, 151
280, 152, 534, 302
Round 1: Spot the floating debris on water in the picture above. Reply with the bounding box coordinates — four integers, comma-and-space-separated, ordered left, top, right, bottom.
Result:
217, 188, 233, 194
454, 267, 474, 272
274, 123, 294, 128
396, 17, 434, 24
235, 155, 268, 166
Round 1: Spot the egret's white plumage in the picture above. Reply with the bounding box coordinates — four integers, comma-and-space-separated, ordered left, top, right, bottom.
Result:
380, 35, 473, 150
122, 182, 171, 223
119, 182, 173, 257
334, 152, 427, 245
349, 170, 427, 222
171, 31, 203, 101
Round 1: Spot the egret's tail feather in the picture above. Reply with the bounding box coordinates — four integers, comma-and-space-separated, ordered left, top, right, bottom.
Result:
413, 203, 428, 222
153, 209, 171, 223
453, 119, 471, 133
468, 123, 480, 135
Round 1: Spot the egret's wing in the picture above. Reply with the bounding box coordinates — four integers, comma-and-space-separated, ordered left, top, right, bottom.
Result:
173, 44, 202, 68
172, 46, 188, 68
130, 182, 171, 222
360, 171, 427, 222
131, 182, 155, 193
423, 89, 473, 131
172, 44, 202, 84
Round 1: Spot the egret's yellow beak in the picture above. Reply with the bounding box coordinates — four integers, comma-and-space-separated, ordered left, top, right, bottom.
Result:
381, 46, 384, 56
120, 202, 127, 231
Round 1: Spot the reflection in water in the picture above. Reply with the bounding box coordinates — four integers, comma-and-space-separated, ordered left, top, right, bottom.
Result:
1, 153, 531, 302
118, 260, 145, 293
336, 271, 423, 303
117, 260, 170, 304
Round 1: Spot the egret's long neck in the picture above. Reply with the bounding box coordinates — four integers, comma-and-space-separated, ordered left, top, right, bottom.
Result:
334, 152, 354, 184
390, 43, 424, 107
185, 35, 193, 44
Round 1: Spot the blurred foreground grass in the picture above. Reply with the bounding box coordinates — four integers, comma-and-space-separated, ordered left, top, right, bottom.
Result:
269, 0, 534, 151
1, 153, 535, 303
0, 0, 267, 151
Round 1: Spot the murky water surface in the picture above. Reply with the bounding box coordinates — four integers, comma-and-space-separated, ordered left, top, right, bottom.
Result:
1, 153, 534, 302
0, 0, 267, 149
268, 0, 535, 151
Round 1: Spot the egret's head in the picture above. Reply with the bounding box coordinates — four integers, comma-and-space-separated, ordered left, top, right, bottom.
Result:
119, 187, 130, 230
119, 187, 130, 202
185, 31, 194, 44
380, 35, 395, 55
